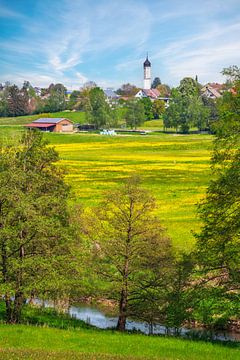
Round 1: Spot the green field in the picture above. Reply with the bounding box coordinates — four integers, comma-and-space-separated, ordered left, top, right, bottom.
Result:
0, 111, 86, 125
0, 124, 212, 249
0, 324, 239, 360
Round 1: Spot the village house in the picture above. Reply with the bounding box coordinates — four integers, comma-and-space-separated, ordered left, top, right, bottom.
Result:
25, 118, 74, 132
104, 88, 119, 106
201, 83, 225, 99
135, 88, 170, 107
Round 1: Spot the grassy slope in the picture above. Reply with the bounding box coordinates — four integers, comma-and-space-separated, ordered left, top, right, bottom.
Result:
0, 111, 86, 125
0, 324, 239, 360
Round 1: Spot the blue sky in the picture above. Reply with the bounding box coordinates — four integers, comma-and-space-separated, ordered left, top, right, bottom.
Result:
0, 0, 240, 89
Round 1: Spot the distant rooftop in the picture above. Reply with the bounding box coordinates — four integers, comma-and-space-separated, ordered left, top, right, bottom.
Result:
104, 89, 119, 98
33, 118, 71, 124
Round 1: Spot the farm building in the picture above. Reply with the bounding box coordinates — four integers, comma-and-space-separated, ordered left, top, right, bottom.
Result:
25, 118, 74, 132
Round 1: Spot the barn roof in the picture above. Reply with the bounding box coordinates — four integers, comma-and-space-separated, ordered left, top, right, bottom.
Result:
25, 123, 55, 128
33, 118, 72, 124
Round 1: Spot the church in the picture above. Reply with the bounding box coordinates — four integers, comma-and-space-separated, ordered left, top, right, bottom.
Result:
135, 55, 170, 106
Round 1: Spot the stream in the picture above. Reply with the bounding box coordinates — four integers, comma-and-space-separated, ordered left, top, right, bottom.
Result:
33, 299, 239, 342
68, 303, 240, 342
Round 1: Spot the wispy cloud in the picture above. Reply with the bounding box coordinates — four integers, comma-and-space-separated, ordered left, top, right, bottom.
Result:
0, 4, 24, 18
155, 21, 240, 84
0, 0, 240, 87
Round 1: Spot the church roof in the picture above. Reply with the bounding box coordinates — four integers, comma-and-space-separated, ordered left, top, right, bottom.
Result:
143, 56, 151, 67
143, 88, 159, 98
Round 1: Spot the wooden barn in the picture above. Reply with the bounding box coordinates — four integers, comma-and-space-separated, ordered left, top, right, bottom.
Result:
25, 118, 73, 132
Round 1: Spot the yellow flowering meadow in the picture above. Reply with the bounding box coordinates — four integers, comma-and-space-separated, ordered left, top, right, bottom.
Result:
49, 132, 212, 250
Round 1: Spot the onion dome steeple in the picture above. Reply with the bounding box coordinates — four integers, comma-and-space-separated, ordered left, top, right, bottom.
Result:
143, 53, 151, 67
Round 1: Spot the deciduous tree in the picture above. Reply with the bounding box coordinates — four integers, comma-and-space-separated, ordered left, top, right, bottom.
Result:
125, 100, 145, 129
88, 87, 111, 129
81, 177, 173, 331
152, 77, 161, 89
0, 131, 73, 323
195, 81, 240, 324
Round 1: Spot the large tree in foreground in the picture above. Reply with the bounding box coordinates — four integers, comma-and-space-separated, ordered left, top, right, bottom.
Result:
0, 130, 73, 323
195, 81, 240, 326
81, 177, 173, 331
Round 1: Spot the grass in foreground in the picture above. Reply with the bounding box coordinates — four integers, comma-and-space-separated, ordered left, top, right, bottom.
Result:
0, 324, 239, 360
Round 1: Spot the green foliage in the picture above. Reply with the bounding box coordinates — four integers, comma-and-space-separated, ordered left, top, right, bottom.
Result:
152, 99, 165, 119
43, 84, 66, 112
0, 130, 74, 323
81, 177, 173, 331
221, 65, 240, 84
178, 77, 200, 97
87, 87, 111, 129
6, 85, 29, 116
125, 100, 145, 129
0, 301, 90, 330
116, 83, 139, 97
151, 77, 161, 89
139, 97, 154, 120
67, 90, 81, 110
195, 81, 240, 325
192, 288, 240, 329
156, 84, 171, 97
165, 253, 194, 332
164, 80, 209, 133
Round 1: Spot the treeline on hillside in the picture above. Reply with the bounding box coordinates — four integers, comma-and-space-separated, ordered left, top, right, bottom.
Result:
0, 82, 67, 117
0, 72, 239, 332
1, 66, 239, 133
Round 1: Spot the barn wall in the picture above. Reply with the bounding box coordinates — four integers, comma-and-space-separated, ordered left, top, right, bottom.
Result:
54, 119, 73, 132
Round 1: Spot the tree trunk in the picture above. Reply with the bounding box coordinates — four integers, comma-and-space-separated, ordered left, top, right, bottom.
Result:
148, 321, 153, 335
5, 294, 13, 323
1, 241, 13, 323
11, 244, 25, 323
116, 288, 127, 331
12, 290, 24, 323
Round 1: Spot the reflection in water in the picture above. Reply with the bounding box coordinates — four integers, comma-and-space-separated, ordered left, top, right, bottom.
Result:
32, 299, 239, 341
68, 303, 239, 342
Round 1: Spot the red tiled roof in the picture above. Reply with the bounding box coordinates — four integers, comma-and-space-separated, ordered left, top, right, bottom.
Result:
143, 88, 160, 98
24, 123, 55, 128
208, 83, 224, 91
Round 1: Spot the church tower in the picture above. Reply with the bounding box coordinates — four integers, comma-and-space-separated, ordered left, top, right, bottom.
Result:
143, 54, 151, 89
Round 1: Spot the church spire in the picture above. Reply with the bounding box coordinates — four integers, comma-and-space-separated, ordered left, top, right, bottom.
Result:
143, 53, 151, 89
143, 53, 151, 67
